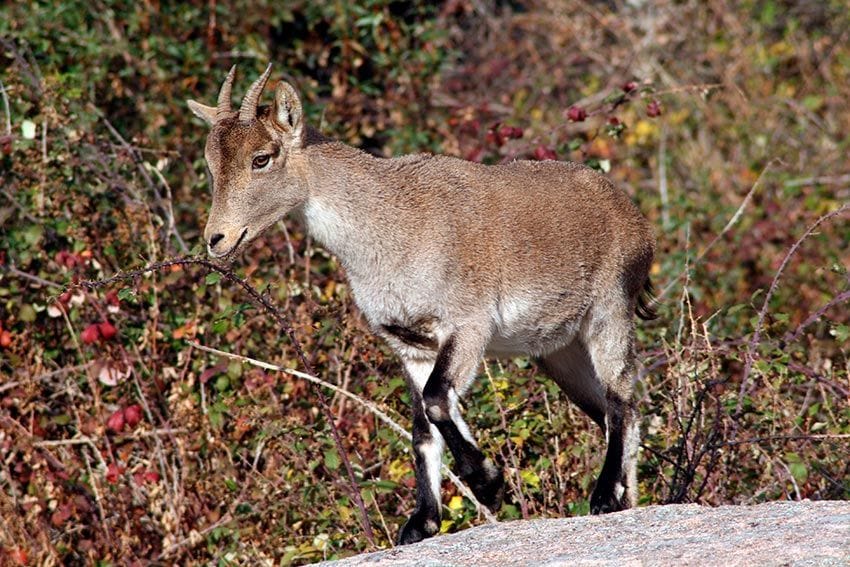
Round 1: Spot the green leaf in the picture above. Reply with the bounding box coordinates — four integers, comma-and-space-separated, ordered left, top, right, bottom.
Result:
117, 288, 135, 301
20, 304, 37, 323
829, 324, 849, 343
212, 319, 229, 334
323, 448, 340, 471
205, 272, 221, 285
727, 303, 747, 315
214, 375, 230, 392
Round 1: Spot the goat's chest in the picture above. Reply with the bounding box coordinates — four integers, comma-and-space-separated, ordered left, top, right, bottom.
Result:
347, 266, 445, 328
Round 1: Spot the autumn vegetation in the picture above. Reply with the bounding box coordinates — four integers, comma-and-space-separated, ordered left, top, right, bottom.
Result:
1, 1, 848, 565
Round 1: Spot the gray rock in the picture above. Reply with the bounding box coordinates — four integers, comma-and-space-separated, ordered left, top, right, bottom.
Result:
321, 501, 850, 566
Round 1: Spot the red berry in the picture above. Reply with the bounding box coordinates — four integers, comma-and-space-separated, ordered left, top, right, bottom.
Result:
0, 330, 11, 348
486, 123, 505, 147
647, 99, 662, 117
58, 291, 72, 305
106, 463, 124, 484
622, 81, 638, 93
533, 145, 557, 161
105, 290, 120, 306
465, 146, 485, 162
97, 321, 117, 340
499, 125, 523, 140
123, 404, 143, 428
106, 409, 125, 433
566, 106, 587, 122
143, 470, 160, 484
80, 324, 101, 344
8, 548, 28, 565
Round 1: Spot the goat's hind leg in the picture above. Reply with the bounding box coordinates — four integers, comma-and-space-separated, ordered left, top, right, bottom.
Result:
584, 305, 640, 514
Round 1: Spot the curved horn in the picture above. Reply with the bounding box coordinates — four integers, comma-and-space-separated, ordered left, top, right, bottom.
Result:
216, 65, 237, 118
238, 63, 273, 122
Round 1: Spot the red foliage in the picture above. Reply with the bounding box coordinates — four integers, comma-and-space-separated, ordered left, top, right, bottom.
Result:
97, 321, 117, 340
80, 324, 101, 344
566, 106, 587, 122
105, 463, 125, 484
647, 99, 662, 117
123, 404, 143, 428
533, 145, 557, 160
80, 321, 118, 344
106, 409, 125, 433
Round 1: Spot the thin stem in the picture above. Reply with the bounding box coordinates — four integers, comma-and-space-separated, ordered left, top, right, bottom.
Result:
77, 256, 381, 543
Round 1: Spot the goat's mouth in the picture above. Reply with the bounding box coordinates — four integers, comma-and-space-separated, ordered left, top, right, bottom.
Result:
208, 227, 248, 260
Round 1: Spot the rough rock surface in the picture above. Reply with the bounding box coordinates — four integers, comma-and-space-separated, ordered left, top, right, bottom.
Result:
321, 501, 850, 566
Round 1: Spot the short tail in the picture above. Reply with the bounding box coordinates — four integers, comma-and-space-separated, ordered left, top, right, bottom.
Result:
635, 278, 658, 321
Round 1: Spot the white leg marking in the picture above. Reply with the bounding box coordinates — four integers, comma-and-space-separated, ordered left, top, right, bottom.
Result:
406, 358, 435, 392
614, 482, 626, 501
406, 358, 445, 507
623, 417, 640, 506
418, 424, 445, 506
448, 388, 478, 448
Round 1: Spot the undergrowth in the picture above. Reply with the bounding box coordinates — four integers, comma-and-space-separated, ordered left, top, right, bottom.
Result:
1, 1, 848, 564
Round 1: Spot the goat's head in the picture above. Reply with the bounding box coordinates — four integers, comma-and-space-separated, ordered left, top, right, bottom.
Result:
187, 64, 306, 258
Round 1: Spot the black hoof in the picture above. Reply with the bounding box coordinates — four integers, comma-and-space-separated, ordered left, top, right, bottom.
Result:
589, 487, 627, 515
464, 460, 505, 512
397, 511, 440, 545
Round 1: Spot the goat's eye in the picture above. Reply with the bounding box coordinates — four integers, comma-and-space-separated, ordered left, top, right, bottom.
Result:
252, 154, 271, 169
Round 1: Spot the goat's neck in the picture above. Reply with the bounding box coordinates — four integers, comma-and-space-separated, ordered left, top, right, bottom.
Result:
299, 136, 385, 276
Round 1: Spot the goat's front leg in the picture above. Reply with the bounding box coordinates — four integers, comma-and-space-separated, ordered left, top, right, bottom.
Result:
422, 334, 504, 513
397, 359, 445, 545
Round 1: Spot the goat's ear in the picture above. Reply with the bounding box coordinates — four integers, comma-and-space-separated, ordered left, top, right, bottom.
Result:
187, 100, 217, 126
272, 81, 303, 143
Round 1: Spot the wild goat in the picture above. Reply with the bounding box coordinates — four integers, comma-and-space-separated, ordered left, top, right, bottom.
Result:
187, 65, 656, 545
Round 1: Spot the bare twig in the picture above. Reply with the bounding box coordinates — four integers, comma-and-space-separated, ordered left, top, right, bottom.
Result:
189, 340, 498, 524
0, 79, 11, 136
783, 289, 850, 344
0, 187, 40, 223
2, 265, 63, 289
77, 255, 377, 545
0, 36, 43, 96
657, 159, 780, 301
148, 164, 189, 253
784, 173, 850, 188
709, 433, 850, 449
158, 512, 234, 559
188, 341, 409, 439
658, 124, 670, 230
736, 203, 850, 424
96, 110, 189, 254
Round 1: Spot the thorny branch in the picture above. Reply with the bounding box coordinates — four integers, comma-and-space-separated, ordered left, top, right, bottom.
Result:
76, 255, 377, 546
189, 340, 498, 524
735, 203, 850, 431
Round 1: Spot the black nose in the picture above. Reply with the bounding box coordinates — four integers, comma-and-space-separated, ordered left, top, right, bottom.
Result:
209, 233, 225, 248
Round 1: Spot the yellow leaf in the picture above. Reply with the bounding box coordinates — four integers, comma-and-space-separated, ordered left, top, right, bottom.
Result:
521, 469, 541, 489
448, 495, 464, 511
388, 458, 412, 482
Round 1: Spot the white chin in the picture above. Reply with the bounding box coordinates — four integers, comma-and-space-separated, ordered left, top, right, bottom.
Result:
207, 246, 226, 259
